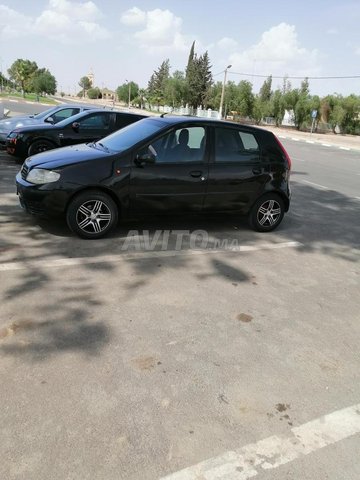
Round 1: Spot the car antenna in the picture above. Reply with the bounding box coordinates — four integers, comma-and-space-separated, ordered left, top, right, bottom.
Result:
160, 112, 169, 118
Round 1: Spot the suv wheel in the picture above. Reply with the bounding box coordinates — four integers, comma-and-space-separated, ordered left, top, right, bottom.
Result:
66, 190, 118, 239
28, 139, 55, 156
249, 193, 285, 232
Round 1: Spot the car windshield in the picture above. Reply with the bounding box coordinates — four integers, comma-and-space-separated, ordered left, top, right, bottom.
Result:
96, 118, 166, 153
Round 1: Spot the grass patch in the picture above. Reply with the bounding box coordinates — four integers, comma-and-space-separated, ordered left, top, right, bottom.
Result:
0, 92, 56, 105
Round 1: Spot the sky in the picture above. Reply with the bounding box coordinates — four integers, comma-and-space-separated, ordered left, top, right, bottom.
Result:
0, 0, 360, 97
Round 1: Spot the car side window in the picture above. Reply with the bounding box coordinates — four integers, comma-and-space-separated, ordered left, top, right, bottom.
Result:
215, 127, 260, 163
115, 114, 141, 129
77, 113, 111, 130
52, 108, 79, 123
137, 126, 206, 164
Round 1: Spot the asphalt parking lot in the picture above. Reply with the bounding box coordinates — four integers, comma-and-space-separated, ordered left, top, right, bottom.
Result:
0, 132, 359, 479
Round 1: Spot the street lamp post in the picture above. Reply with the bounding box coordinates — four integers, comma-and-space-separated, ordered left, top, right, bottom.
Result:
219, 64, 232, 119
125, 79, 131, 109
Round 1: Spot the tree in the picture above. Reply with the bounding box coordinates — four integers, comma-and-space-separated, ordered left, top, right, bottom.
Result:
31, 68, 56, 96
8, 59, 38, 96
87, 87, 102, 99
116, 81, 139, 105
164, 70, 186, 107
147, 59, 170, 106
186, 41, 195, 76
78, 76, 92, 98
134, 88, 147, 109
259, 75, 272, 102
235, 81, 254, 117
340, 94, 360, 134
207, 81, 223, 110
270, 89, 286, 126
185, 43, 213, 108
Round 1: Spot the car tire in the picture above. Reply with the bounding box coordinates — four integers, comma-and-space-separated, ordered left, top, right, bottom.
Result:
28, 139, 55, 156
66, 190, 118, 239
248, 193, 285, 232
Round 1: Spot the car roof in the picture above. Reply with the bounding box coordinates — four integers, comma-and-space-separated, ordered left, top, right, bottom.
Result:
50, 104, 94, 110
146, 114, 268, 132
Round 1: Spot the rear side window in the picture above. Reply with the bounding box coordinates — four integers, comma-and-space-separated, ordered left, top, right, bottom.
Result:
115, 114, 142, 129
239, 131, 259, 151
214, 127, 260, 163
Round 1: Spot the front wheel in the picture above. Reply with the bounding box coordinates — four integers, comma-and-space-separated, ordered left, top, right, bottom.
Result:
28, 139, 55, 157
248, 193, 285, 232
66, 190, 118, 239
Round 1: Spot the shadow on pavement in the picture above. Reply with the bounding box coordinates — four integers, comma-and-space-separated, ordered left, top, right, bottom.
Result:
0, 154, 359, 361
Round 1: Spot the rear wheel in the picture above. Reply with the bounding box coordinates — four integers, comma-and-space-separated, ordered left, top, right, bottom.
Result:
66, 190, 118, 239
28, 139, 55, 156
249, 193, 285, 232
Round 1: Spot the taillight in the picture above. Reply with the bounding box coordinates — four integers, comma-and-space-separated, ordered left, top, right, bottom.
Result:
275, 136, 291, 170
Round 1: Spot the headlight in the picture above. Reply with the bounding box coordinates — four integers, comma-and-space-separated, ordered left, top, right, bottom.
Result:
7, 132, 23, 140
26, 168, 60, 184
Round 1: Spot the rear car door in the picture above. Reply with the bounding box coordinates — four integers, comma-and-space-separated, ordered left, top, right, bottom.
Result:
59, 112, 113, 146
203, 126, 269, 213
129, 125, 209, 214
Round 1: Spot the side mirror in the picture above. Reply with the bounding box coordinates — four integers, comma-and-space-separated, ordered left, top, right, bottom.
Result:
72, 122, 80, 132
135, 152, 156, 167
45, 116, 55, 124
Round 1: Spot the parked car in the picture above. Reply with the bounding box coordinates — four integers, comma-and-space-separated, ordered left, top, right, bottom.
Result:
0, 104, 94, 147
6, 109, 146, 158
16, 116, 291, 238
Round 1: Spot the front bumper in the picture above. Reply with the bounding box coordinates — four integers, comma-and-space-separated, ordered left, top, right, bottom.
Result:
0, 132, 9, 148
16, 172, 68, 217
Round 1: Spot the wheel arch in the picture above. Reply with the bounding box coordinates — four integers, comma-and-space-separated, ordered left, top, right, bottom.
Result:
27, 136, 58, 152
65, 186, 123, 217
251, 189, 290, 213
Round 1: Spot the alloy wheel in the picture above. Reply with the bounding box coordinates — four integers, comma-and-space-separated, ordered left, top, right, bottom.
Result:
76, 199, 112, 234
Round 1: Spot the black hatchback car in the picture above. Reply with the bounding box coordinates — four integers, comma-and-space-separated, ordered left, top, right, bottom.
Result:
16, 116, 291, 238
6, 109, 146, 158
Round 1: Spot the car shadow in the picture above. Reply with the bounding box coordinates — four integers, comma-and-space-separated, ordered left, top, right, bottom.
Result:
1, 154, 359, 361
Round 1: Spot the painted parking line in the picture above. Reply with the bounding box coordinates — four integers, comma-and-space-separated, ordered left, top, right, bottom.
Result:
322, 143, 332, 147
305, 140, 315, 144
340, 147, 350, 151
300, 179, 330, 190
159, 403, 360, 480
291, 138, 300, 141
8, 99, 19, 103
0, 241, 302, 272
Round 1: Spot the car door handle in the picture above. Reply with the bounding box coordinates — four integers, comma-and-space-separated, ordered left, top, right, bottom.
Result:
252, 167, 262, 175
189, 170, 203, 178
58, 133, 64, 139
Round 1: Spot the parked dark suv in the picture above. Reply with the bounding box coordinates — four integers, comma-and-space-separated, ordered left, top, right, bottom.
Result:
15, 116, 291, 238
7, 109, 146, 158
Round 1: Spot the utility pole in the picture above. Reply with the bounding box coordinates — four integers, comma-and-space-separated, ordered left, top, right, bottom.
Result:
219, 65, 232, 119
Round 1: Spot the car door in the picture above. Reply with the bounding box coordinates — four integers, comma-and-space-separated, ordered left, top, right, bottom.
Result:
129, 125, 209, 214
203, 126, 269, 213
59, 112, 113, 146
